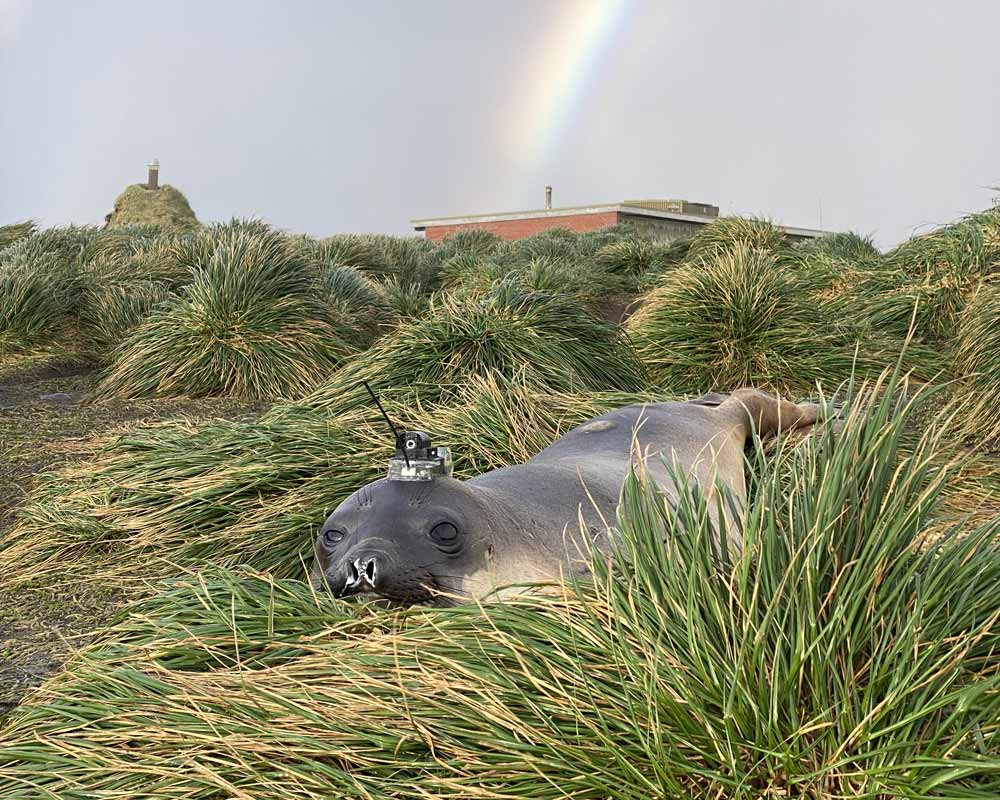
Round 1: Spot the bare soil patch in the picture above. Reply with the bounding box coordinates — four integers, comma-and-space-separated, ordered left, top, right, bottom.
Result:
0, 352, 264, 717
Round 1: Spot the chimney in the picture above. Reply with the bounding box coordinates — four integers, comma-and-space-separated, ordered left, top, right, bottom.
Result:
545, 185, 552, 210
147, 158, 160, 190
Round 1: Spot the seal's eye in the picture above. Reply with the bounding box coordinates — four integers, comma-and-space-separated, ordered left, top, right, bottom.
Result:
429, 522, 459, 547
322, 528, 345, 548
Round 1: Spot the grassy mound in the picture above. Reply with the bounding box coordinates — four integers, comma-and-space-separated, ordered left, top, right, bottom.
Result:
0, 253, 73, 350
627, 245, 880, 394
791, 230, 881, 261
290, 282, 647, 415
75, 228, 189, 350
952, 283, 1000, 444
4, 378, 1000, 797
105, 184, 198, 231
0, 225, 191, 355
686, 215, 787, 259
438, 226, 646, 308
80, 280, 177, 351
94, 225, 353, 400
314, 262, 392, 347
0, 220, 36, 251
0, 237, 84, 350
856, 208, 1000, 343
598, 235, 691, 281
441, 251, 626, 309
434, 227, 506, 261
315, 234, 435, 287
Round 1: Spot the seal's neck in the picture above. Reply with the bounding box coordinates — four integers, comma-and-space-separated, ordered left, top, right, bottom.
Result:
464, 481, 604, 595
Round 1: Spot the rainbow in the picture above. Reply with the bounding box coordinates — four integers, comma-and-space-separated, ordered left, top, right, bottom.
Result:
505, 0, 631, 173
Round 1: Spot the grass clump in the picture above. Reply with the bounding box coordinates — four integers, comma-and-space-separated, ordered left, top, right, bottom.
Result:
438, 226, 664, 312
3, 374, 1000, 797
314, 262, 391, 347
441, 252, 627, 309
857, 208, 1000, 343
0, 221, 36, 252
0, 244, 82, 351
596, 236, 688, 277
3, 224, 100, 266
293, 281, 648, 415
356, 234, 444, 289
627, 244, 877, 394
104, 184, 199, 230
94, 225, 354, 400
951, 283, 1000, 445
79, 281, 178, 352
0, 224, 190, 355
434, 227, 506, 261
76, 228, 190, 350
687, 215, 787, 259
792, 229, 881, 261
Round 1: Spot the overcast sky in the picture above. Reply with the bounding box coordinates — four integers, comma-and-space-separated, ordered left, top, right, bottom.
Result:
2, 0, 998, 248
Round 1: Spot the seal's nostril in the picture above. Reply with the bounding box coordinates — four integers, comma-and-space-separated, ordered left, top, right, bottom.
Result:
342, 557, 377, 594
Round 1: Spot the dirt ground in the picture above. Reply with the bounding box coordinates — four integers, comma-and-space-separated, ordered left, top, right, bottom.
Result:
0, 352, 262, 718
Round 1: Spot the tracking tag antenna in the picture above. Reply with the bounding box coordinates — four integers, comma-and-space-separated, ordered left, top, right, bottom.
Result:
362, 380, 409, 468
361, 381, 453, 483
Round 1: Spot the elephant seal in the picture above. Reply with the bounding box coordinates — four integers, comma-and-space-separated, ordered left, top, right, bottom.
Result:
311, 389, 818, 604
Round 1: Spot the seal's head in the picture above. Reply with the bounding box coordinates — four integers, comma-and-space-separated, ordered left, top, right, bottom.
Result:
311, 477, 494, 605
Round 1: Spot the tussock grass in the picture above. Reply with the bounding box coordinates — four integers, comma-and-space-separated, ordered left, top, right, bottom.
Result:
375, 274, 432, 318
687, 215, 787, 258
792, 230, 881, 261
2, 224, 100, 266
290, 282, 647, 416
0, 220, 36, 251
856, 266, 978, 345
951, 283, 1000, 445
75, 229, 190, 349
595, 236, 664, 275
314, 234, 380, 270
94, 227, 353, 400
438, 250, 508, 292
886, 208, 1000, 280
1, 219, 674, 367
506, 225, 636, 263
781, 232, 881, 296
80, 227, 188, 287
598, 235, 691, 281
357, 234, 444, 288
315, 233, 452, 293
627, 245, 879, 394
0, 244, 82, 350
4, 373, 1000, 797
79, 280, 177, 352
434, 228, 505, 261
438, 226, 646, 306
859, 208, 1000, 342
314, 263, 392, 347
443, 254, 628, 309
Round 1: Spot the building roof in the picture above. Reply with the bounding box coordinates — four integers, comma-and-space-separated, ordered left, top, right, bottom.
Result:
411, 201, 827, 239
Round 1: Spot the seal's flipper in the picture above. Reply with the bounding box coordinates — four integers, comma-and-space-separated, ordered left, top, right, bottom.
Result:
720, 388, 820, 439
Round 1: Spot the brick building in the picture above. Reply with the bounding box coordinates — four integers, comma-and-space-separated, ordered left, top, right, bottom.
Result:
412, 195, 826, 243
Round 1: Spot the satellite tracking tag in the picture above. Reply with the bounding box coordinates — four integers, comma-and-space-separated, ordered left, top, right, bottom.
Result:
359, 381, 452, 482
388, 431, 453, 482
